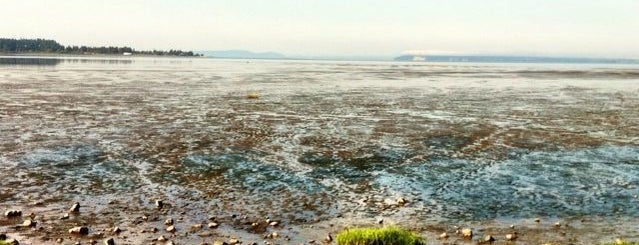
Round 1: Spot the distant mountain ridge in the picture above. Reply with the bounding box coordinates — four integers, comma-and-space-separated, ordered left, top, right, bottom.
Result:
395, 55, 639, 64
199, 50, 286, 59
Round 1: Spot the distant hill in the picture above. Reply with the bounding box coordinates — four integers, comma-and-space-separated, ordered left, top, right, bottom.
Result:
200, 50, 286, 59
395, 55, 639, 64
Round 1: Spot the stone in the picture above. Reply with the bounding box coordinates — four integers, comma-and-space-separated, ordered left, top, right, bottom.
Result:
191, 223, 203, 231
229, 238, 240, 244
271, 232, 279, 238
69, 202, 81, 212
534, 218, 540, 223
155, 200, 164, 209
3, 239, 19, 245
246, 93, 259, 99
554, 222, 561, 228
166, 225, 176, 232
69, 226, 90, 235
461, 228, 472, 238
103, 238, 115, 245
60, 213, 70, 220
484, 235, 495, 242
439, 232, 449, 239
4, 210, 22, 217
157, 235, 167, 241
27, 212, 36, 219
396, 197, 407, 205
213, 241, 229, 245
506, 233, 518, 241
57, 238, 64, 243
21, 219, 37, 227
324, 234, 333, 242
164, 218, 174, 225
269, 221, 279, 226
510, 224, 515, 229
208, 215, 216, 221
208, 222, 219, 229
376, 218, 383, 224
112, 227, 122, 234
308, 240, 315, 244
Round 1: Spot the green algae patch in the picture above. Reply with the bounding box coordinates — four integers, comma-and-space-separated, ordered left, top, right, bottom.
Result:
336, 226, 425, 245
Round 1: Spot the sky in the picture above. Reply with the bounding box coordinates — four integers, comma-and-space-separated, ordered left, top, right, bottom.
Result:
1, 0, 638, 58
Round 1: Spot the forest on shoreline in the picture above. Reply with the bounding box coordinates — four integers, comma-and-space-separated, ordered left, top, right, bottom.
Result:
0, 38, 201, 56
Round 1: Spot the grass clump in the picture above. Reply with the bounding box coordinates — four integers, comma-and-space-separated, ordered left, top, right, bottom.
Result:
336, 226, 425, 245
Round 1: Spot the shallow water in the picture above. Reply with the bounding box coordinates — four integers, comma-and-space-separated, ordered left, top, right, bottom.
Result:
1, 56, 639, 244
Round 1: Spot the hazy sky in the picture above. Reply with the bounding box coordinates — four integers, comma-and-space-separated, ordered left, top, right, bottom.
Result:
1, 0, 638, 58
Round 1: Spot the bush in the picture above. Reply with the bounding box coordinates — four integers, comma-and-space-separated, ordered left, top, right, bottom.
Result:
336, 226, 425, 245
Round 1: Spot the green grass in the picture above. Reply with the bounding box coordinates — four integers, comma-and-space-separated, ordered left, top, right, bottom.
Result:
336, 226, 425, 245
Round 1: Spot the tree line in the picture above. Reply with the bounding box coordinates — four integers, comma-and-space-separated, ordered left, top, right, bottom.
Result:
0, 38, 201, 56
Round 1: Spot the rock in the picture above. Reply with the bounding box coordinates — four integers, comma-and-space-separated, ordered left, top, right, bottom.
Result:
271, 232, 279, 238
534, 218, 540, 223
484, 235, 495, 242
509, 224, 515, 229
229, 238, 240, 244
208, 222, 219, 229
155, 200, 164, 209
27, 212, 36, 219
396, 197, 407, 205
309, 240, 315, 244
191, 223, 203, 231
103, 238, 115, 245
69, 202, 81, 212
69, 226, 90, 235
246, 93, 259, 99
506, 233, 518, 241
89, 240, 97, 245
21, 219, 37, 227
324, 234, 333, 242
4, 210, 22, 217
112, 227, 122, 234
3, 239, 19, 245
157, 235, 167, 241
166, 225, 176, 232
376, 218, 383, 224
57, 238, 64, 243
164, 218, 174, 225
208, 215, 216, 221
213, 241, 229, 245
439, 232, 449, 239
60, 213, 70, 220
554, 222, 561, 228
461, 228, 472, 238
166, 242, 175, 245
269, 221, 279, 227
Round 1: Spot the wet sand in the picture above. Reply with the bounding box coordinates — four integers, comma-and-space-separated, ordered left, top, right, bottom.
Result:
1, 57, 638, 244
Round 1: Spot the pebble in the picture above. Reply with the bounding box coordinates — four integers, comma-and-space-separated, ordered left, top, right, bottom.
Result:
269, 221, 279, 226
439, 232, 449, 239
191, 223, 203, 231
164, 218, 174, 225
69, 226, 90, 235
21, 219, 37, 227
103, 238, 115, 245
112, 227, 122, 234
324, 234, 333, 242
208, 222, 219, 229
155, 200, 164, 209
376, 218, 383, 224
157, 235, 167, 241
554, 222, 561, 228
506, 233, 518, 241
57, 238, 64, 243
308, 240, 315, 244
534, 218, 541, 223
271, 232, 279, 238
213, 241, 229, 245
461, 228, 472, 238
396, 197, 407, 205
484, 235, 495, 242
69, 202, 81, 212
60, 213, 70, 220
166, 225, 176, 232
229, 238, 240, 244
4, 210, 22, 217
